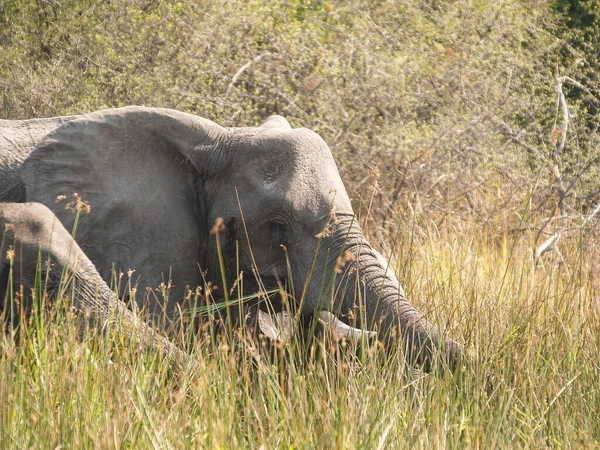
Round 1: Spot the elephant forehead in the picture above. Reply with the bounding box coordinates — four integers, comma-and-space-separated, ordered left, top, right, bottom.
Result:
238, 128, 332, 173
286, 155, 351, 216
237, 129, 353, 215
283, 130, 353, 214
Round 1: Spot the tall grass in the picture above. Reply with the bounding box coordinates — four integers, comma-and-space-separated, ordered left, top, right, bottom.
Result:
1, 221, 599, 449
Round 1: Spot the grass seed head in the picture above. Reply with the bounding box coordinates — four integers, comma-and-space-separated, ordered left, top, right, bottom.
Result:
211, 217, 225, 235
57, 193, 91, 214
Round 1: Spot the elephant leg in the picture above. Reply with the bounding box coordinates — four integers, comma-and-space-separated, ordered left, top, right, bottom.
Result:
0, 202, 194, 370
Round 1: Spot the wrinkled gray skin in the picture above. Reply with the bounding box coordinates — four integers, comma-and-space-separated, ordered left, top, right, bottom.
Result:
0, 202, 193, 369
0, 106, 462, 368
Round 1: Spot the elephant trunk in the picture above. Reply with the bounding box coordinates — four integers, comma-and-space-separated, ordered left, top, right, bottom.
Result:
325, 219, 463, 369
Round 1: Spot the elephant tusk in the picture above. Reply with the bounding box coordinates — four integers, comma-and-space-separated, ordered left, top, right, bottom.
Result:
318, 311, 377, 342
256, 310, 294, 342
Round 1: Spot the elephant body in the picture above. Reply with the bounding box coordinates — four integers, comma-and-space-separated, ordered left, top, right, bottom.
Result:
0, 106, 462, 369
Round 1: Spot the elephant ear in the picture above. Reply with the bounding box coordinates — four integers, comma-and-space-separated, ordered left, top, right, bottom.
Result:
21, 107, 219, 313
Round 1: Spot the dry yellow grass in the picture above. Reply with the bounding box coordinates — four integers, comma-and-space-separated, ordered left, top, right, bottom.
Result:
1, 221, 598, 449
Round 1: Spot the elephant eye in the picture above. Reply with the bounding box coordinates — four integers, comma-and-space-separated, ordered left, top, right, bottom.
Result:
269, 221, 286, 243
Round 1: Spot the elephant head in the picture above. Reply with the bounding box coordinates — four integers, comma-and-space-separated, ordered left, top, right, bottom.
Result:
19, 106, 462, 368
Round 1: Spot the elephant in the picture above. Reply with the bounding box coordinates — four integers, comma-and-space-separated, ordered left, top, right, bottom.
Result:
0, 106, 463, 369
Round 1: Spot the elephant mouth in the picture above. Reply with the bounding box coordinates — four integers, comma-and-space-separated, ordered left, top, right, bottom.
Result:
231, 272, 377, 344
228, 272, 287, 312
252, 274, 288, 312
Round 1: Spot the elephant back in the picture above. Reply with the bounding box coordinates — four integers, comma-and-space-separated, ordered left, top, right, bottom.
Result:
0, 116, 75, 202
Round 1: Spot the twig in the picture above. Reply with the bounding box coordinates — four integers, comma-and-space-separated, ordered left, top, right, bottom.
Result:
533, 77, 600, 258
535, 232, 561, 259
535, 192, 600, 259
581, 198, 600, 228
225, 53, 271, 97
482, 80, 598, 259
557, 76, 598, 106
552, 78, 569, 218
495, 118, 545, 161
536, 77, 571, 259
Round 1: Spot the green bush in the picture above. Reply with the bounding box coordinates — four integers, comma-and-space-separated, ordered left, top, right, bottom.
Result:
1, 0, 599, 238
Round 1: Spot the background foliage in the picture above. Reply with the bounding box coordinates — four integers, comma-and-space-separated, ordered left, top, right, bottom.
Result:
2, 0, 600, 238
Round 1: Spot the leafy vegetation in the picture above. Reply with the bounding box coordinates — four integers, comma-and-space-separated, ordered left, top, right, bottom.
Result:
3, 0, 600, 227
1, 0, 600, 448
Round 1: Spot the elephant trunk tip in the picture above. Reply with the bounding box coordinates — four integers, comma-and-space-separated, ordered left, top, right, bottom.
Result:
443, 337, 468, 371
403, 333, 467, 373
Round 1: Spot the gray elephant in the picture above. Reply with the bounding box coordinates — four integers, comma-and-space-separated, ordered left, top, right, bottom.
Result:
0, 106, 462, 368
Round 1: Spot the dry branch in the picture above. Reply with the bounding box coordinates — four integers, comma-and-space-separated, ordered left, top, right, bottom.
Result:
225, 53, 271, 98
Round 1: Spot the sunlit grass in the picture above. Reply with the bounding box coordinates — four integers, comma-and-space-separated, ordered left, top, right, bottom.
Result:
1, 222, 599, 448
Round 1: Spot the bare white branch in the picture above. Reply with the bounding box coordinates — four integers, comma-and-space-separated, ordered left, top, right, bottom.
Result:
225, 53, 271, 98
535, 197, 600, 259
581, 199, 600, 229
535, 231, 562, 259
553, 78, 569, 219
